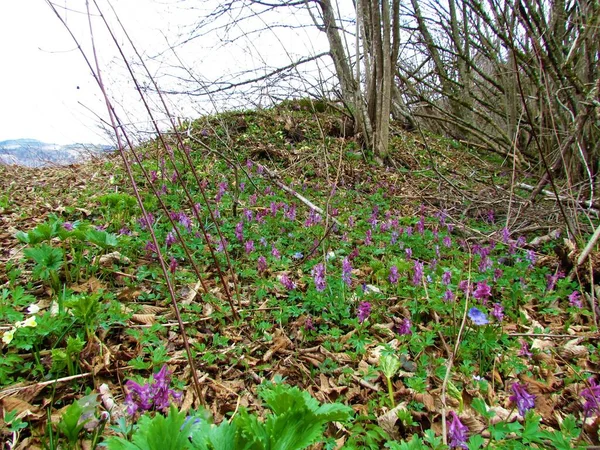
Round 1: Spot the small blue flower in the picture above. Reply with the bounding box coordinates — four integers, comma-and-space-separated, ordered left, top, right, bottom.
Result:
468, 307, 489, 325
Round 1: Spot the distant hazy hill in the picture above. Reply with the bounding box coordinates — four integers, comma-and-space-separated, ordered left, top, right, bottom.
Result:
0, 138, 114, 167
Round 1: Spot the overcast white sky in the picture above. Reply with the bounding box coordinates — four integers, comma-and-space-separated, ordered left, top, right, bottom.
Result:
0, 1, 332, 145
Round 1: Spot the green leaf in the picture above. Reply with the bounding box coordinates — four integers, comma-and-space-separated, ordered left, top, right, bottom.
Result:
86, 229, 118, 249
522, 413, 544, 444
467, 434, 485, 449
57, 400, 86, 444
107, 406, 193, 450
23, 244, 64, 281
380, 355, 401, 379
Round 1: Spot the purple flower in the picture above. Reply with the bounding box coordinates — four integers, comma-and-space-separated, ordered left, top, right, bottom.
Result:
342, 257, 353, 287
63, 222, 74, 231
396, 318, 412, 335
305, 317, 315, 331
169, 256, 178, 274
304, 210, 322, 227
178, 213, 192, 232
468, 307, 489, 325
165, 230, 177, 247
581, 378, 600, 418
405, 248, 412, 259
364, 229, 372, 245
444, 289, 455, 302
257, 255, 267, 273
245, 240, 254, 254
348, 216, 355, 228
138, 213, 155, 230
285, 204, 296, 221
367, 212, 378, 229
502, 227, 510, 243
412, 260, 424, 286
270, 201, 279, 217
389, 266, 399, 284
249, 194, 257, 206
416, 216, 425, 234
124, 365, 182, 416
235, 222, 244, 242
145, 241, 158, 255
473, 281, 491, 303
271, 245, 281, 259
526, 250, 536, 265
568, 291, 582, 308
510, 382, 536, 416
243, 209, 253, 222
357, 302, 371, 323
458, 280, 471, 295
217, 238, 228, 252
448, 411, 468, 449
491, 303, 504, 321
493, 268, 503, 282
518, 340, 532, 357
442, 271, 452, 285
546, 272, 564, 291
390, 231, 399, 245
279, 274, 296, 290
215, 181, 227, 202
486, 210, 495, 223
312, 263, 326, 292
118, 227, 132, 236
478, 257, 493, 273
150, 170, 158, 183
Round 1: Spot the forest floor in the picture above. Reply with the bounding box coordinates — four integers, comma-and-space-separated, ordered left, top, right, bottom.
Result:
0, 100, 598, 449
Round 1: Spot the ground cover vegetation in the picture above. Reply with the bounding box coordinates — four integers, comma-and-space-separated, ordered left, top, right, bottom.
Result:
1, 101, 599, 448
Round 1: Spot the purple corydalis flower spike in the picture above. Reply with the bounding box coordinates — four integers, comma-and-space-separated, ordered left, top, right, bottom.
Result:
279, 274, 296, 290
510, 382, 536, 416
581, 378, 600, 419
412, 260, 424, 286
357, 302, 371, 323
448, 411, 468, 449
257, 255, 267, 273
442, 271, 452, 285
396, 318, 412, 335
342, 257, 353, 287
389, 265, 399, 284
312, 263, 326, 291
473, 281, 491, 303
569, 291, 582, 308
518, 340, 532, 357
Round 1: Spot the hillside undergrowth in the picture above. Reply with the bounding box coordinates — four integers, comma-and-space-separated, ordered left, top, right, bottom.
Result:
0, 101, 598, 449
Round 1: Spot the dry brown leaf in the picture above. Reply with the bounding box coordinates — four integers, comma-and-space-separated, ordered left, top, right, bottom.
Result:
263, 330, 293, 362
130, 314, 156, 325
0, 396, 43, 421
377, 402, 407, 440
117, 287, 142, 302
560, 338, 589, 359
98, 251, 131, 267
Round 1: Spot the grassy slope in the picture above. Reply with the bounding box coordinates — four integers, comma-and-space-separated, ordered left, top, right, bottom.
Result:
0, 100, 597, 448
